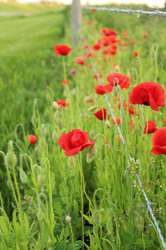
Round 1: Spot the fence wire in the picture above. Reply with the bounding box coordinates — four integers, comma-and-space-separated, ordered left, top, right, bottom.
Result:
83, 6, 166, 17
89, 57, 166, 250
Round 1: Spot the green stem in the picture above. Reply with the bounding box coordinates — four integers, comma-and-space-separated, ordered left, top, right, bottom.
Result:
62, 56, 67, 80
78, 154, 84, 247
69, 222, 75, 250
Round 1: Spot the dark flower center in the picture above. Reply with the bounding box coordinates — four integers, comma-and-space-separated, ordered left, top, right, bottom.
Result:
144, 102, 149, 106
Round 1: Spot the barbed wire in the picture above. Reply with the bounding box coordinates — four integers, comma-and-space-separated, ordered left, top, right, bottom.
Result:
83, 6, 166, 17
89, 57, 166, 250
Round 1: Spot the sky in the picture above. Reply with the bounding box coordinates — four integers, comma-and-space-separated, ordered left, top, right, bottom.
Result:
15, 0, 165, 8
55, 0, 165, 8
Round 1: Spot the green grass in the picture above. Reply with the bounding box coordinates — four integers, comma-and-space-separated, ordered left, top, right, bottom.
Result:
0, 5, 67, 150
0, 3, 166, 250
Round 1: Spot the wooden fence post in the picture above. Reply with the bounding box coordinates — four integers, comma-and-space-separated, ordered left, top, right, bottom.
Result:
71, 0, 82, 46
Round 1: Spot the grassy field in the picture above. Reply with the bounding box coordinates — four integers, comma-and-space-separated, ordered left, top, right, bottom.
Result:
0, 3, 166, 250
0, 3, 67, 150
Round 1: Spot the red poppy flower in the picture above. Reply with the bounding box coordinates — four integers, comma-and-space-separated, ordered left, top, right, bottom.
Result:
58, 129, 95, 156
143, 121, 158, 134
27, 135, 37, 145
130, 40, 135, 44
111, 118, 121, 125
151, 127, 166, 155
129, 120, 134, 131
102, 28, 117, 37
107, 73, 130, 90
163, 118, 166, 125
94, 84, 113, 95
129, 82, 165, 111
54, 45, 72, 56
88, 21, 93, 25
91, 8, 97, 12
94, 108, 107, 120
122, 31, 128, 39
57, 100, 68, 107
62, 79, 69, 85
83, 45, 89, 49
94, 72, 103, 79
86, 51, 93, 59
143, 33, 148, 38
92, 44, 101, 50
133, 51, 138, 57
75, 57, 85, 65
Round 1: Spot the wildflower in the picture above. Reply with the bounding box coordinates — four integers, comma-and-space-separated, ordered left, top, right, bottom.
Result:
75, 57, 85, 65
58, 129, 95, 156
111, 118, 121, 125
133, 51, 138, 57
94, 108, 107, 120
151, 127, 166, 155
88, 21, 93, 25
107, 73, 130, 90
130, 40, 135, 44
143, 121, 158, 134
62, 79, 69, 85
54, 44, 72, 56
143, 33, 148, 38
91, 8, 97, 12
163, 118, 166, 125
70, 69, 77, 75
94, 84, 113, 95
57, 100, 68, 107
92, 44, 101, 50
27, 135, 37, 145
94, 72, 102, 79
129, 82, 165, 111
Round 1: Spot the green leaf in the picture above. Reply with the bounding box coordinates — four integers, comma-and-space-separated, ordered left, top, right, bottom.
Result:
135, 238, 154, 248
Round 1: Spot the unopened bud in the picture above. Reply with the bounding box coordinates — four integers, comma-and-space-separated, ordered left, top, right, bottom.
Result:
5, 142, 17, 169
52, 131, 58, 141
38, 173, 46, 185
88, 106, 98, 112
65, 215, 71, 223
68, 157, 76, 169
135, 213, 144, 232
93, 210, 101, 225
87, 144, 96, 163
105, 121, 111, 129
20, 168, 27, 183
53, 102, 59, 110
37, 210, 45, 221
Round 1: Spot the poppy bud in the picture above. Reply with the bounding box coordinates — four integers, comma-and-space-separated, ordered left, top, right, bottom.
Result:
5, 141, 17, 169
65, 215, 71, 223
86, 144, 96, 163
53, 101, 59, 110
105, 121, 111, 129
52, 131, 59, 141
135, 213, 144, 232
38, 173, 46, 185
68, 156, 76, 169
41, 124, 46, 137
39, 137, 46, 148
37, 210, 45, 221
72, 88, 77, 96
93, 210, 101, 225
88, 106, 98, 112
20, 168, 27, 184
31, 114, 37, 127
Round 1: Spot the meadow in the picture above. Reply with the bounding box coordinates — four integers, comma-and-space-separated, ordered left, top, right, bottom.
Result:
0, 3, 166, 249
